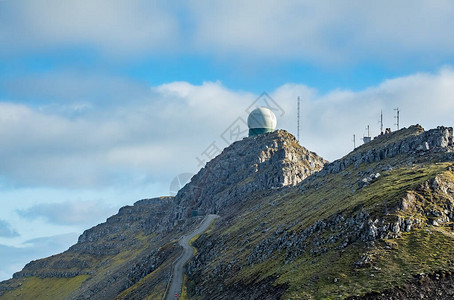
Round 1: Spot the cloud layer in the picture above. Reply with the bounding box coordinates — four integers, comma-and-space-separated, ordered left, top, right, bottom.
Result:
0, 233, 78, 280
1, 67, 454, 191
17, 200, 117, 226
191, 0, 454, 63
0, 0, 178, 56
0, 79, 255, 189
0, 219, 18, 238
2, 1, 454, 65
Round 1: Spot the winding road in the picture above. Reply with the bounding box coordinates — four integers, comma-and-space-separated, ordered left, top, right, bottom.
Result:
166, 214, 220, 300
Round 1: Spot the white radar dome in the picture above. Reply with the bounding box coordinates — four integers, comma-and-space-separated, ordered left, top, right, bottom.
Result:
247, 107, 277, 136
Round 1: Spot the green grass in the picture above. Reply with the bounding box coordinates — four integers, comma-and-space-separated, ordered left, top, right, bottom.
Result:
5, 127, 453, 300
189, 234, 201, 256
0, 275, 89, 300
232, 226, 454, 299
179, 275, 190, 300
223, 160, 451, 241
200, 159, 454, 299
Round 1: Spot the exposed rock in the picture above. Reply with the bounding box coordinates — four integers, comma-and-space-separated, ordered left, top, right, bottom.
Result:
13, 197, 178, 279
319, 125, 453, 176
358, 172, 381, 188
5, 197, 184, 300
347, 271, 454, 300
176, 130, 326, 214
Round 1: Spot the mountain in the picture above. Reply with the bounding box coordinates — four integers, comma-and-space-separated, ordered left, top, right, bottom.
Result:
1, 126, 454, 299
0, 130, 325, 299
185, 125, 454, 299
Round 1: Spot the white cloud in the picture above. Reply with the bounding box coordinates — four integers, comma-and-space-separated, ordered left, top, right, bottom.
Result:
0, 0, 179, 56
2, 1, 454, 65
17, 200, 116, 226
274, 66, 454, 160
2, 67, 454, 189
190, 0, 454, 64
2, 68, 454, 192
0, 78, 256, 189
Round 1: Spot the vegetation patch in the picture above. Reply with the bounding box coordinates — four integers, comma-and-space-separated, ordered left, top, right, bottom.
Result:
203, 160, 454, 299
0, 275, 88, 300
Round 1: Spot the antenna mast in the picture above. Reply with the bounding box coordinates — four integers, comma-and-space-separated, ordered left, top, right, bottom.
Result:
353, 134, 356, 149
380, 110, 384, 134
394, 107, 400, 130
297, 96, 300, 142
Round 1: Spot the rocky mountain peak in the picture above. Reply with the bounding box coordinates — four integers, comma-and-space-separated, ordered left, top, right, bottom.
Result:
175, 129, 327, 214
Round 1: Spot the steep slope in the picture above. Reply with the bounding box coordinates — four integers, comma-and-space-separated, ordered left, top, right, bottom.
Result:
0, 130, 326, 300
175, 130, 327, 215
184, 125, 454, 299
0, 197, 185, 300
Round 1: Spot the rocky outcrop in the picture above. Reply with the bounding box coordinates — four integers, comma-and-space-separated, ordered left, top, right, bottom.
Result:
71, 246, 177, 300
348, 271, 454, 300
176, 130, 326, 214
249, 171, 454, 267
6, 197, 188, 300
12, 197, 178, 279
71, 197, 177, 255
398, 173, 454, 227
321, 125, 453, 175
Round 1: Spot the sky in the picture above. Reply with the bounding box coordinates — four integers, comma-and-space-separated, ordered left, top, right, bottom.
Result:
1, 0, 454, 280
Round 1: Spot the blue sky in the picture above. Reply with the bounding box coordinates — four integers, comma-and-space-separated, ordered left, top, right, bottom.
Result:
2, 0, 454, 280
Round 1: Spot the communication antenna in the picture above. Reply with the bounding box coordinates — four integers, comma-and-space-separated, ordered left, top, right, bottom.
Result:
353, 134, 356, 149
394, 107, 400, 130
297, 96, 301, 142
363, 125, 371, 144
379, 110, 384, 134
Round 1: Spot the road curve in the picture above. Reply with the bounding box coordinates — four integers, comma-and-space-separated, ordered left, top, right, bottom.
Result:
166, 214, 219, 300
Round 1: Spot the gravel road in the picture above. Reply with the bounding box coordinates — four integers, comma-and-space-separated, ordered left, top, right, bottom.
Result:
166, 214, 219, 300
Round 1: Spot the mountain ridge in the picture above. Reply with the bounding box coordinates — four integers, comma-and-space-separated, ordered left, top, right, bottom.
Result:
2, 126, 454, 299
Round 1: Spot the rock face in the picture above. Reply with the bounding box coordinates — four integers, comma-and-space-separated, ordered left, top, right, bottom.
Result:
322, 125, 453, 175
13, 197, 177, 279
347, 271, 454, 300
246, 172, 454, 267
3, 197, 185, 300
176, 130, 327, 214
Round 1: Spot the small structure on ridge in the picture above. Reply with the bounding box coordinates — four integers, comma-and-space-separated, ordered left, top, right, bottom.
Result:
247, 107, 277, 137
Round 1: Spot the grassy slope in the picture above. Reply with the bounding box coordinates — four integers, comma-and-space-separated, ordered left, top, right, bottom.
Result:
0, 232, 169, 300
0, 276, 89, 300
192, 155, 454, 299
